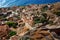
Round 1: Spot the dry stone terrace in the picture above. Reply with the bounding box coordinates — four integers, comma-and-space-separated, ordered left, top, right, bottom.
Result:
0, 2, 60, 40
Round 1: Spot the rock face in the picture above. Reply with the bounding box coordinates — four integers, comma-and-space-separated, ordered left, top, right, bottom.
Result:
0, 2, 60, 40
30, 29, 54, 40
9, 35, 20, 40
0, 25, 9, 40
20, 29, 54, 40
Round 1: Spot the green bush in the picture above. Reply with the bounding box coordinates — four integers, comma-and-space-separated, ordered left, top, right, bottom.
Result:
6, 21, 18, 28
20, 37, 30, 40
39, 16, 47, 23
34, 16, 47, 24
34, 19, 40, 24
34, 16, 41, 24
25, 37, 30, 40
41, 13, 47, 18
15, 16, 20, 19
48, 21, 53, 25
41, 6, 48, 12
9, 31, 16, 37
54, 11, 60, 16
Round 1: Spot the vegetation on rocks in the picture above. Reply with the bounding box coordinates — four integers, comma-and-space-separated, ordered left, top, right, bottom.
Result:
6, 21, 18, 28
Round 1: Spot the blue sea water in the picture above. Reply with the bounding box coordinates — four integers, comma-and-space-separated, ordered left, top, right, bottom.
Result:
0, 0, 60, 8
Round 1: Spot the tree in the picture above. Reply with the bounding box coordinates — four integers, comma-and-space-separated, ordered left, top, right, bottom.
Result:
9, 31, 16, 37
6, 21, 18, 28
54, 11, 60, 16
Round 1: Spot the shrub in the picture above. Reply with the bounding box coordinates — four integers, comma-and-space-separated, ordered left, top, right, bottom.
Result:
39, 16, 47, 23
20, 36, 30, 40
6, 21, 18, 28
9, 31, 16, 37
54, 11, 60, 16
41, 6, 48, 12
48, 21, 53, 25
34, 16, 41, 24
34, 16, 46, 24
41, 13, 47, 18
